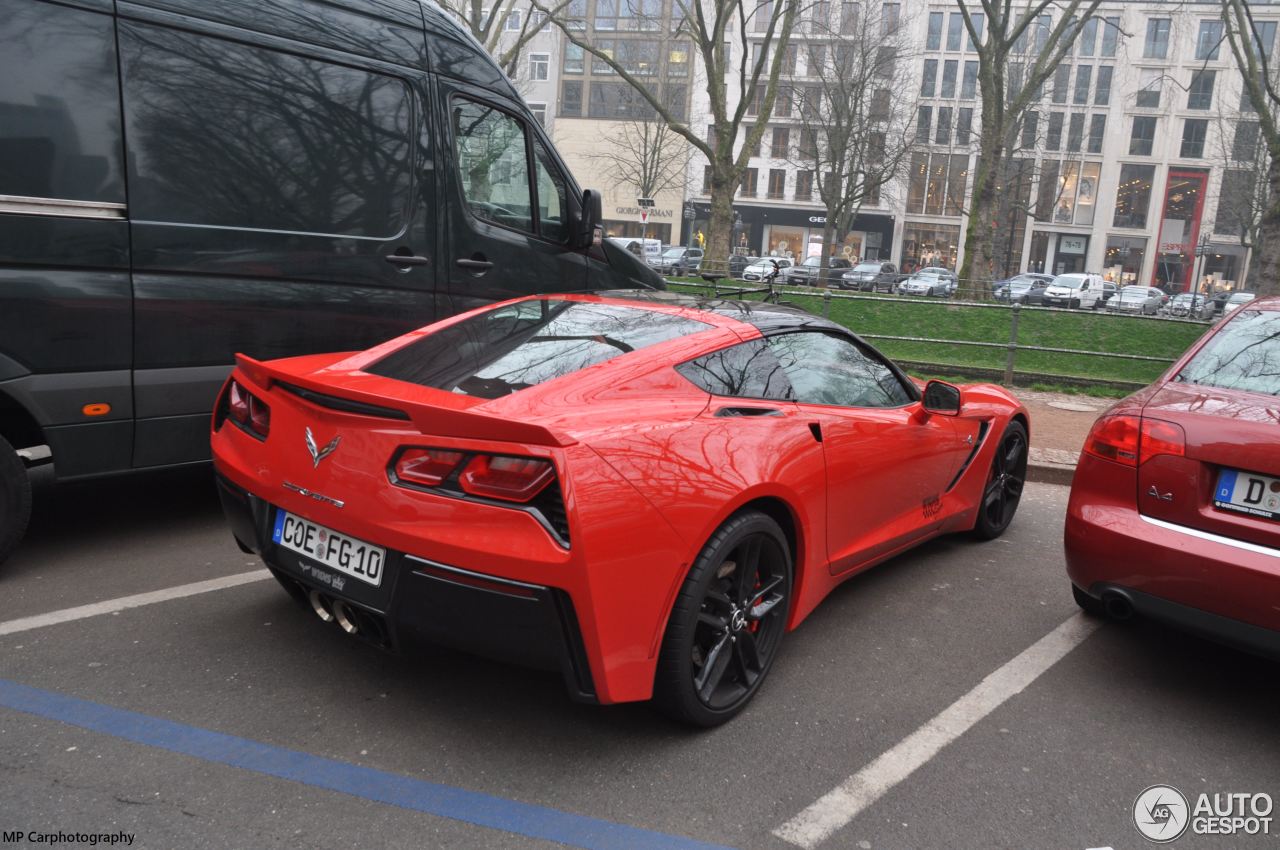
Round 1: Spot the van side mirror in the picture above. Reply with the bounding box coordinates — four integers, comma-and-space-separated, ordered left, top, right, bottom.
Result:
922, 380, 962, 416
571, 189, 603, 250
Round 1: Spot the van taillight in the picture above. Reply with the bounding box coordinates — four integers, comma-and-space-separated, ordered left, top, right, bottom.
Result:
391, 448, 554, 502
1083, 415, 1184, 467
224, 380, 270, 440
459, 455, 554, 502
394, 448, 465, 487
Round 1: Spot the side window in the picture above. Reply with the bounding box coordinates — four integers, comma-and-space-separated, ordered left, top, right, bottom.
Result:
676, 339, 795, 400
119, 22, 412, 236
766, 332, 913, 408
1, 0, 125, 204
452, 98, 533, 232
532, 138, 568, 241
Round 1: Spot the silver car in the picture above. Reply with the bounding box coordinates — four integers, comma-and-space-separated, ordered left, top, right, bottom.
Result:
1107, 285, 1164, 315
897, 272, 954, 297
1165, 292, 1214, 319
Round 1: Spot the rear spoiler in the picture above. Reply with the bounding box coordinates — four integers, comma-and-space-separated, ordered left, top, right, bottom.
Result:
234, 354, 577, 448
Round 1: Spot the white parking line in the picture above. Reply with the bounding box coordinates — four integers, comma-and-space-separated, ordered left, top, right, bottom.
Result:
773, 613, 1101, 849
0, 570, 270, 637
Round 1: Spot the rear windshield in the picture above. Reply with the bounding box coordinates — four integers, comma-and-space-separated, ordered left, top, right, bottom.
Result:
366, 300, 711, 399
852, 263, 880, 272
1176, 309, 1280, 396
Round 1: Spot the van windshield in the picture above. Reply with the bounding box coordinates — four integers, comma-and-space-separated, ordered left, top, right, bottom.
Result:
367, 300, 711, 399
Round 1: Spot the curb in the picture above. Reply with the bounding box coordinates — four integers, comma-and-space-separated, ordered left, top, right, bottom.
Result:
1027, 448, 1079, 486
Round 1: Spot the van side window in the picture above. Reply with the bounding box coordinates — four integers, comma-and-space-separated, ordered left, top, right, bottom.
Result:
452, 98, 534, 233
0, 1, 125, 204
118, 22, 412, 238
533, 138, 567, 242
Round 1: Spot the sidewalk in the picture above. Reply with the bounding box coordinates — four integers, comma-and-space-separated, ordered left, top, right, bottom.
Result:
1013, 389, 1112, 485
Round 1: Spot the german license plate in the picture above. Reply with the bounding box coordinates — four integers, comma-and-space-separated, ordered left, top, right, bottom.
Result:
272, 510, 385, 586
1214, 468, 1280, 521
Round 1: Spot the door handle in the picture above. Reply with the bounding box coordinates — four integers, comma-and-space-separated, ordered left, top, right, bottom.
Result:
385, 254, 430, 267
456, 258, 494, 271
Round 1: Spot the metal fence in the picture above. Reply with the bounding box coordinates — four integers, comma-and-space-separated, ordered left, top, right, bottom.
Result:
666, 276, 1214, 391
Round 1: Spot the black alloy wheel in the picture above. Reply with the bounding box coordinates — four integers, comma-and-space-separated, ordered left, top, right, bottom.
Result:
654, 511, 792, 726
973, 420, 1028, 540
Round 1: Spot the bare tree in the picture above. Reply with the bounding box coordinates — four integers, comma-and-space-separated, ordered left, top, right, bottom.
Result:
534, 0, 799, 269
953, 0, 1104, 294
588, 119, 692, 202
1211, 108, 1270, 288
788, 1, 917, 280
1220, 0, 1280, 294
436, 0, 571, 77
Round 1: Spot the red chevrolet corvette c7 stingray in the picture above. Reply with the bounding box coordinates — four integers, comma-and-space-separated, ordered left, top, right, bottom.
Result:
212, 292, 1030, 725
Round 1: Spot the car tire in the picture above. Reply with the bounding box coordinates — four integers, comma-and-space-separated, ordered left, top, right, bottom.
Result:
653, 510, 792, 727
971, 420, 1028, 540
1071, 584, 1105, 617
0, 433, 33, 568
1069, 298, 1080, 310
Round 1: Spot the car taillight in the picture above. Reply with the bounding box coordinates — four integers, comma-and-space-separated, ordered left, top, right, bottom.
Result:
1083, 414, 1184, 467
460, 455, 555, 502
393, 448, 465, 487
1138, 418, 1185, 465
225, 380, 270, 439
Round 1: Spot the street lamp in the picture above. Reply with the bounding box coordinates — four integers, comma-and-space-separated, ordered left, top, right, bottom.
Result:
1192, 233, 1211, 293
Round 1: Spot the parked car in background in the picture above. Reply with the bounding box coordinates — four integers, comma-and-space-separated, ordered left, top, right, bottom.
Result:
1042, 273, 1106, 309
839, 261, 900, 291
897, 271, 955, 297
742, 257, 792, 281
1107, 286, 1165, 315
728, 253, 757, 279
1066, 295, 1280, 656
994, 274, 1054, 305
786, 256, 852, 286
1165, 292, 1214, 319
654, 247, 704, 275
1223, 291, 1257, 316
916, 266, 957, 285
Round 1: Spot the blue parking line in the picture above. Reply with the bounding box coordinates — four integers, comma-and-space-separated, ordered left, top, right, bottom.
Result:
0, 679, 736, 850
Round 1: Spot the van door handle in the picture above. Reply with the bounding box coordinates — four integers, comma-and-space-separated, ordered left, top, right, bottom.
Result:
456, 258, 494, 271
385, 254, 430, 267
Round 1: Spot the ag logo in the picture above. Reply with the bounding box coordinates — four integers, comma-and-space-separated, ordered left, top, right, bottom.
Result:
1134, 785, 1190, 843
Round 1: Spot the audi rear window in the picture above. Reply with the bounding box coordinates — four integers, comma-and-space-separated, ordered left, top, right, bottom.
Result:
367, 300, 711, 399
1176, 309, 1280, 396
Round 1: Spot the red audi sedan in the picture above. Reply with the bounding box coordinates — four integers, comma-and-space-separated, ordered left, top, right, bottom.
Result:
213, 292, 1029, 725
1066, 296, 1280, 654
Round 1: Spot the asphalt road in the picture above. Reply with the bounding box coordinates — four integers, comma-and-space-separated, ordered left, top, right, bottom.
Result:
0, 467, 1276, 850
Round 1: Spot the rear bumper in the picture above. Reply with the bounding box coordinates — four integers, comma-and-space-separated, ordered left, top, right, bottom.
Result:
216, 474, 598, 702
1066, 495, 1280, 657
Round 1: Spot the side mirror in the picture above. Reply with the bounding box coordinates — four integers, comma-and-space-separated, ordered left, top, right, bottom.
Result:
571, 188, 603, 250
922, 380, 962, 416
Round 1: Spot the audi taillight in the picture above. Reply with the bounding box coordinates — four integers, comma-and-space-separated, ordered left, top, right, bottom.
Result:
459, 455, 554, 502
393, 448, 465, 487
222, 380, 270, 440
1083, 414, 1184, 467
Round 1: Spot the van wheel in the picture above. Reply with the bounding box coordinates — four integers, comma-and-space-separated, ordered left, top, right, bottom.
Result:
653, 511, 792, 727
1069, 298, 1080, 309
0, 434, 32, 567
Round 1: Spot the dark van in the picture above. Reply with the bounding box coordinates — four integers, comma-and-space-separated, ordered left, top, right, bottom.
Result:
0, 0, 662, 564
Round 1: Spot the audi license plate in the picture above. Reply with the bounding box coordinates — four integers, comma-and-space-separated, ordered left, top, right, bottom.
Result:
1214, 468, 1280, 521
272, 510, 385, 586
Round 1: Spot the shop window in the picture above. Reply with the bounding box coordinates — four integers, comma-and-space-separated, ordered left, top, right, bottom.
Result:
1113, 164, 1155, 228
902, 223, 960, 271
1104, 236, 1146, 285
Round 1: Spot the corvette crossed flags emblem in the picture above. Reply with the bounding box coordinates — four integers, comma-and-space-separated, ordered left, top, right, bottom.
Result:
304, 427, 341, 469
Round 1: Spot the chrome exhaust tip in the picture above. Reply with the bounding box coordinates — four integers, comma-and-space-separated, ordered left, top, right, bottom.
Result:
331, 599, 360, 635
308, 590, 335, 624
